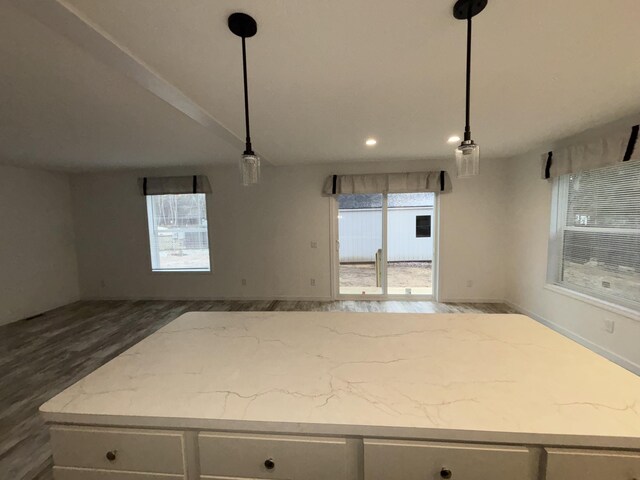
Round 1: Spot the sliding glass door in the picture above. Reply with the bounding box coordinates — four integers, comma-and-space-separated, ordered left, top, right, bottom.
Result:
336, 192, 435, 298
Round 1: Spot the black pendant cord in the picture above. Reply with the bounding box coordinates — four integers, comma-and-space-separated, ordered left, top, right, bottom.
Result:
241, 36, 254, 156
464, 9, 472, 142
453, 0, 486, 146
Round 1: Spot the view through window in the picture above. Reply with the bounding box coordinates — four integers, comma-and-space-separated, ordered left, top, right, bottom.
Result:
146, 193, 211, 272
549, 160, 640, 308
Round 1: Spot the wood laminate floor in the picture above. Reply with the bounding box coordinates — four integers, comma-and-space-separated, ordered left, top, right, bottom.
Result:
0, 299, 516, 479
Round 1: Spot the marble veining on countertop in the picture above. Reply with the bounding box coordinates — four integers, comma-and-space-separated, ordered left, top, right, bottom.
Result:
41, 312, 640, 447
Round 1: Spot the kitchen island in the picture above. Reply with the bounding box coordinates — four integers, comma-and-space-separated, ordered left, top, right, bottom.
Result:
41, 311, 640, 479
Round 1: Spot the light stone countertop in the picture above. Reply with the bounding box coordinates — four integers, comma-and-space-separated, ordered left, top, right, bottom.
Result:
41, 312, 640, 448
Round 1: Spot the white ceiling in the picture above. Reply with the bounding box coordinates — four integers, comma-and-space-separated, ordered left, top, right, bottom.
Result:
2, 0, 640, 171
0, 1, 243, 171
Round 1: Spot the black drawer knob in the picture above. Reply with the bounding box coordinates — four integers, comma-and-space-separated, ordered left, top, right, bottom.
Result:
264, 458, 275, 470
440, 467, 452, 479
106, 450, 117, 462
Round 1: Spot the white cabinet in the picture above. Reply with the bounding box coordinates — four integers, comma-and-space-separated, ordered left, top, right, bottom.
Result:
364, 439, 537, 480
53, 467, 183, 480
545, 448, 640, 480
198, 432, 348, 480
47, 425, 640, 480
50, 426, 185, 475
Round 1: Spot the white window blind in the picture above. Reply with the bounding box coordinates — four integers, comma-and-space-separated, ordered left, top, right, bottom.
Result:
548, 161, 640, 309
146, 193, 211, 272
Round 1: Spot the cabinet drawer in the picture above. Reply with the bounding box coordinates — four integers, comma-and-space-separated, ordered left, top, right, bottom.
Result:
545, 448, 640, 479
364, 439, 537, 480
198, 432, 348, 480
50, 426, 185, 474
53, 467, 183, 480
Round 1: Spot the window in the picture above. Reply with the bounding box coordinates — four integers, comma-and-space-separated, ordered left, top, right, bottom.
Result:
548, 161, 640, 309
416, 215, 432, 238
146, 193, 211, 272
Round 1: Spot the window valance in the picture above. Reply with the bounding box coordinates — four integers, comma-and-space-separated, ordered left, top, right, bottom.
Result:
542, 125, 639, 179
322, 171, 452, 196
138, 175, 212, 195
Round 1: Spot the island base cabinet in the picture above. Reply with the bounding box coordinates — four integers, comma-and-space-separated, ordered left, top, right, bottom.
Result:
364, 439, 537, 480
198, 432, 348, 480
545, 448, 640, 479
49, 426, 186, 475
53, 467, 184, 479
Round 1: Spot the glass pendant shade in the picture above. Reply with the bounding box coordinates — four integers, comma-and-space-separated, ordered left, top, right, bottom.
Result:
455, 141, 480, 177
240, 153, 260, 186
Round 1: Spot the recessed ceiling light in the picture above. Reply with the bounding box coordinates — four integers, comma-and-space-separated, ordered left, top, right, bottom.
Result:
447, 135, 461, 144
365, 138, 377, 146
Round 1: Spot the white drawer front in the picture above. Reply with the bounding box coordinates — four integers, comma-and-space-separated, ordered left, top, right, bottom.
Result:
545, 448, 640, 480
364, 439, 537, 480
50, 426, 185, 474
53, 467, 184, 480
198, 432, 348, 480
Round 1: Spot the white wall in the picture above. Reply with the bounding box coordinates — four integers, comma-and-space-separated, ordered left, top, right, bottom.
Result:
0, 165, 79, 326
387, 208, 434, 262
338, 207, 434, 262
504, 150, 640, 373
338, 209, 383, 263
71, 157, 509, 303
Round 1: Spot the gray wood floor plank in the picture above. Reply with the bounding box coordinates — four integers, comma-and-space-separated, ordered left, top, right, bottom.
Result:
0, 299, 515, 479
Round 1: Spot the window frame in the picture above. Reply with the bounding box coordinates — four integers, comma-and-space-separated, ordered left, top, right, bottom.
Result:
145, 193, 212, 274
547, 170, 640, 313
415, 215, 432, 238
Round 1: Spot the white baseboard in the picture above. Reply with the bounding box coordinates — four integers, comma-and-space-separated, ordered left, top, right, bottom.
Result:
84, 295, 508, 304
438, 298, 506, 304
505, 300, 640, 376
81, 294, 335, 302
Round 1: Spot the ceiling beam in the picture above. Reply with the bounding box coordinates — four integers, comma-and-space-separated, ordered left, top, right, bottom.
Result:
11, 0, 251, 158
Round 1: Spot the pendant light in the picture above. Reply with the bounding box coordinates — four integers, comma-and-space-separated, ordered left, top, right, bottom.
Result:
453, 0, 487, 177
228, 12, 260, 186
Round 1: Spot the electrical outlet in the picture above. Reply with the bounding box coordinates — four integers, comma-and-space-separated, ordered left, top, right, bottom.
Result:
310, 278, 316, 286
466, 280, 473, 288
310, 241, 318, 249
241, 278, 247, 286
603, 318, 615, 334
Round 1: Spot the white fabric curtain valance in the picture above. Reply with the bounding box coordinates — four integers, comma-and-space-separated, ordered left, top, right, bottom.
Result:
322, 171, 452, 195
542, 125, 639, 179
138, 175, 212, 195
